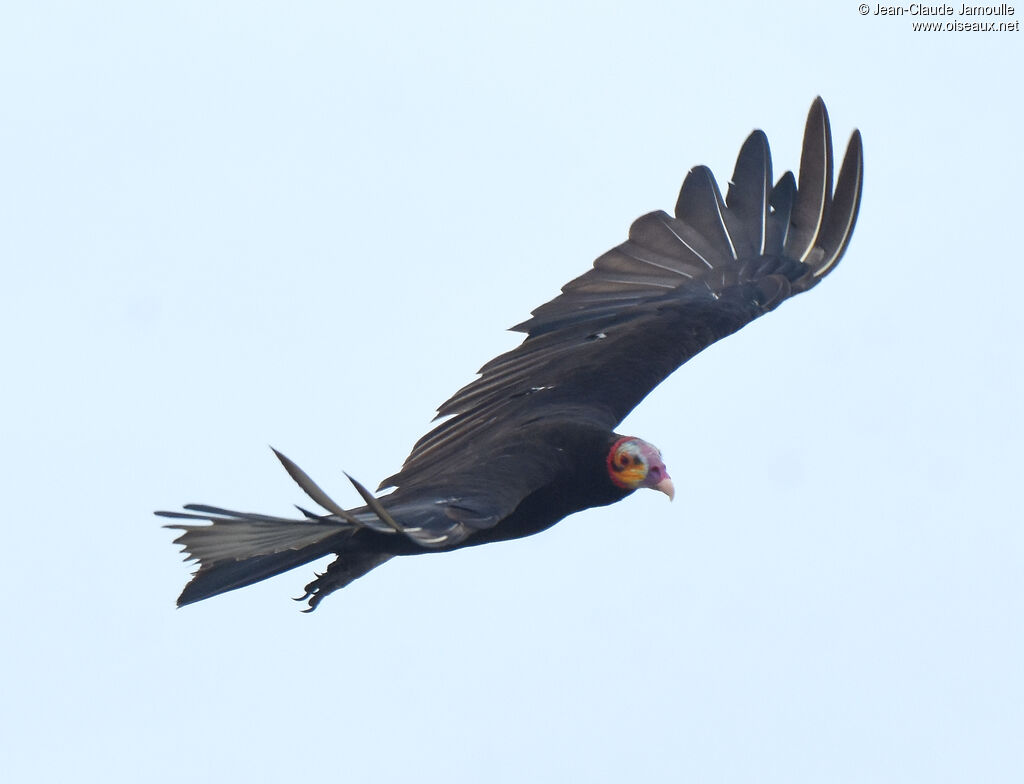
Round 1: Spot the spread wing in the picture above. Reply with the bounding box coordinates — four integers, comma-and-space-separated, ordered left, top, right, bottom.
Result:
382, 98, 863, 494
161, 99, 864, 608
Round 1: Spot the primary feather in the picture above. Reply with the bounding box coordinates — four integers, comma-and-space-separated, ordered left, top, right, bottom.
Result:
160, 98, 863, 610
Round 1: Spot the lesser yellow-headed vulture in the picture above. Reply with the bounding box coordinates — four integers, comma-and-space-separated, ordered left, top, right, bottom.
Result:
161, 98, 863, 610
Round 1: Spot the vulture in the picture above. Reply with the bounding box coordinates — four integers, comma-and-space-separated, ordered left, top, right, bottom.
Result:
160, 98, 863, 611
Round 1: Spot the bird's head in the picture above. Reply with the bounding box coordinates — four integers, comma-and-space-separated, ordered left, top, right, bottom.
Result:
606, 436, 674, 500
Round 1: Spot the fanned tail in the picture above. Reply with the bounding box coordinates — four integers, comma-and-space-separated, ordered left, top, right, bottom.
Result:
158, 449, 400, 609
159, 504, 355, 607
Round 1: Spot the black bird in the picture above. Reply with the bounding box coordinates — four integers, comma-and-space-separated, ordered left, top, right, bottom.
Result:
161, 98, 863, 611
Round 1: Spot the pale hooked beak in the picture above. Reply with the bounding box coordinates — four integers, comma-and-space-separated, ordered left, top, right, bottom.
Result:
655, 477, 675, 501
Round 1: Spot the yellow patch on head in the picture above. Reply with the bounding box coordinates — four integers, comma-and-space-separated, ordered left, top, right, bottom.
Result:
607, 437, 650, 490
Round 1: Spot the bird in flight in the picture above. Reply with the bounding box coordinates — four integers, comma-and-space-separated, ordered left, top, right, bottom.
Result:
161, 98, 863, 611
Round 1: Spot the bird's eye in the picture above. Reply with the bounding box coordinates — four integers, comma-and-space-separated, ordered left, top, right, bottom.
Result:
614, 449, 647, 472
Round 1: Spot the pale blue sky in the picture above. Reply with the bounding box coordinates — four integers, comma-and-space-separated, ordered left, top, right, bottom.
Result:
2, 2, 1022, 782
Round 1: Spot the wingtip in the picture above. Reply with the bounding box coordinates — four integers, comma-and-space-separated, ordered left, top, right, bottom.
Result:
782, 98, 836, 264
805, 97, 830, 141
811, 126, 864, 279
726, 130, 772, 256
848, 128, 864, 156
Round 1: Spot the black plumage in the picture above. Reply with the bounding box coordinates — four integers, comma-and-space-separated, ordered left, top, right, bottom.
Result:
160, 98, 863, 610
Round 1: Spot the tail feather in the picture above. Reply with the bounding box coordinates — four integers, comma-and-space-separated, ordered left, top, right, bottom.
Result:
175, 541, 338, 608
159, 449, 412, 609
161, 511, 352, 607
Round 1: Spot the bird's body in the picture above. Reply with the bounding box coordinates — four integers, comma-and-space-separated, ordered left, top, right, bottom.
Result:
162, 99, 863, 610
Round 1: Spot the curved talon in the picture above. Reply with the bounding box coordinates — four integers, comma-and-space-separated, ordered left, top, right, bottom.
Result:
303, 592, 325, 612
